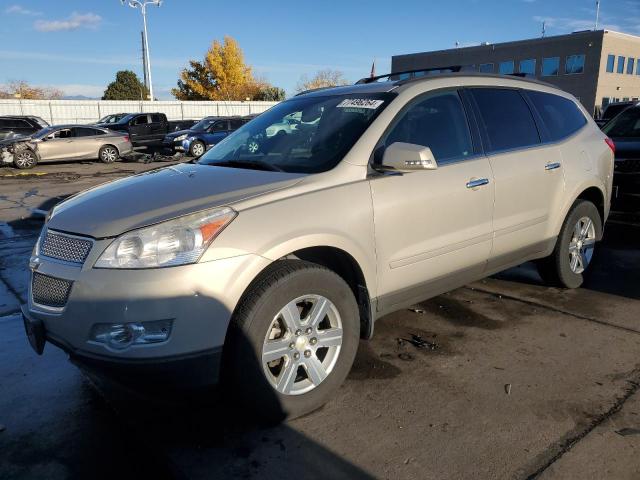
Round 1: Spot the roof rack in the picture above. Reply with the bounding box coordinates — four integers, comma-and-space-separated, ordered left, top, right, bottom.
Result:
356, 65, 476, 84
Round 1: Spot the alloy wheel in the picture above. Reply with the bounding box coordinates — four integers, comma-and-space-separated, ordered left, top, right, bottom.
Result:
261, 294, 343, 395
101, 147, 118, 162
568, 216, 596, 274
15, 151, 35, 168
192, 143, 205, 157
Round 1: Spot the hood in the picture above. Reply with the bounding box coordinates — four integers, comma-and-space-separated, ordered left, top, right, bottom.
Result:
611, 137, 640, 160
0, 135, 33, 146
48, 162, 305, 238
165, 129, 192, 139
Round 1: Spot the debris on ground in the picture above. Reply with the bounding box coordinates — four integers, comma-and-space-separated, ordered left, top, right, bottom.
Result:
615, 427, 640, 436
409, 308, 425, 314
505, 384, 512, 395
399, 334, 440, 351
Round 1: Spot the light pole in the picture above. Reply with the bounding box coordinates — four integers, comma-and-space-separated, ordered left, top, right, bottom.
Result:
121, 0, 162, 101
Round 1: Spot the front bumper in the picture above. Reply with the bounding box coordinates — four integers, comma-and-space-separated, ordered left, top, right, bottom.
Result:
23, 238, 270, 386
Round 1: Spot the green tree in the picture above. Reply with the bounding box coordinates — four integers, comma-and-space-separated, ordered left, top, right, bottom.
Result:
102, 70, 149, 100
254, 86, 286, 101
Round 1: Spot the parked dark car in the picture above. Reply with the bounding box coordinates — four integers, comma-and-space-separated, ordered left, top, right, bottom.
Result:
168, 119, 198, 132
94, 113, 130, 125
603, 105, 640, 211
102, 112, 170, 148
162, 116, 253, 157
0, 116, 49, 140
596, 101, 635, 128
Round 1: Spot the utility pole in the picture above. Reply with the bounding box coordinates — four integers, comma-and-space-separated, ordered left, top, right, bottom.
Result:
595, 1, 601, 30
542, 20, 546, 38
120, 0, 162, 101
141, 30, 149, 91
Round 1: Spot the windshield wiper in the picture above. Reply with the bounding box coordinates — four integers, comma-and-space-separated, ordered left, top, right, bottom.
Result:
207, 159, 283, 172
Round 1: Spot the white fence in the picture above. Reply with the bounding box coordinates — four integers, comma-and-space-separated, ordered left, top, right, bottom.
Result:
0, 99, 279, 125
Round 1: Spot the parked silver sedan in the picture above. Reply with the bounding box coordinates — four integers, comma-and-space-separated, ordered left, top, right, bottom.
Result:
0, 125, 133, 169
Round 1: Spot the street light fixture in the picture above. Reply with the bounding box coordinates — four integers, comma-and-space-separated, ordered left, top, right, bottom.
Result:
120, 0, 162, 101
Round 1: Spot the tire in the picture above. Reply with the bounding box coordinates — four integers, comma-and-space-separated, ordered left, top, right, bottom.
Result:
13, 149, 37, 169
189, 141, 205, 158
224, 260, 360, 422
535, 200, 602, 288
99, 145, 119, 163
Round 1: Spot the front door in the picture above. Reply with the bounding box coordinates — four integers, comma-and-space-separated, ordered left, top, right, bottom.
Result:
370, 90, 495, 313
37, 128, 74, 161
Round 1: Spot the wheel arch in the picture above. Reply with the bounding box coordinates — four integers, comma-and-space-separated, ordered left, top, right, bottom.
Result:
554, 182, 607, 241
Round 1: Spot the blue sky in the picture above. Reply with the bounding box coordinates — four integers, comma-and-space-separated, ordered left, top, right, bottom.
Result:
1, 0, 639, 99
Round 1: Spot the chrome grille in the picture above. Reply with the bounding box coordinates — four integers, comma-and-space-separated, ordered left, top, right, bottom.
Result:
40, 230, 92, 264
32, 272, 73, 308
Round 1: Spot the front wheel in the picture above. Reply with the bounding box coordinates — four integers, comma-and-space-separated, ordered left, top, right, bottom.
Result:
189, 141, 205, 158
224, 260, 360, 422
13, 149, 38, 169
536, 200, 602, 288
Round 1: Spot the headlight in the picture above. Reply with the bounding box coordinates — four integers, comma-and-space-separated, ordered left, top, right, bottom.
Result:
175, 134, 188, 141
94, 207, 236, 269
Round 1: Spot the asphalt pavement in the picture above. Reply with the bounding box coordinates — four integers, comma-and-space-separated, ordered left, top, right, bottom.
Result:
1, 159, 639, 479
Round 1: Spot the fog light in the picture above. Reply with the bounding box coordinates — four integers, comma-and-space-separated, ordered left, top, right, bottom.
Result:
90, 320, 173, 350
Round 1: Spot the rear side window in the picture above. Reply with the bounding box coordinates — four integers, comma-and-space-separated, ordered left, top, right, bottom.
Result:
74, 127, 103, 137
133, 115, 149, 125
384, 91, 473, 162
150, 114, 162, 123
470, 88, 540, 153
0, 119, 10, 128
527, 91, 587, 141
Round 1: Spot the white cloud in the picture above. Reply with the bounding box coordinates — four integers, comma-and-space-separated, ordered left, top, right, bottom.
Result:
5, 4, 41, 15
34, 12, 101, 32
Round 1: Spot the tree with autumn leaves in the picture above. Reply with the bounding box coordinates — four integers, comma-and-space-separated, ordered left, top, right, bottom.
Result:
172, 36, 285, 102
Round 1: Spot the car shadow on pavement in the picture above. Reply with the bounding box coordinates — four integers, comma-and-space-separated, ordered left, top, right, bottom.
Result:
494, 220, 640, 300
78, 323, 374, 480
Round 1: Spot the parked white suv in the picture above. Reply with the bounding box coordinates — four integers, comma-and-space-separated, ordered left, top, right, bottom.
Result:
22, 72, 614, 421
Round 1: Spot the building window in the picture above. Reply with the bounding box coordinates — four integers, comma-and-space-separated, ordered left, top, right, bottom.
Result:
519, 59, 536, 75
499, 61, 514, 74
628, 58, 636, 75
637, 61, 640, 75
617, 56, 626, 73
542, 57, 560, 76
565, 54, 585, 74
606, 54, 615, 72
602, 97, 611, 108
479, 63, 494, 73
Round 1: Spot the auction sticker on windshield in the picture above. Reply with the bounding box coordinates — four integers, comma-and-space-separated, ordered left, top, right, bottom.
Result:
337, 99, 384, 109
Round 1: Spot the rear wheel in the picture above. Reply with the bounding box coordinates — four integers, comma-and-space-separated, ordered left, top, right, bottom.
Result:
189, 141, 205, 158
536, 200, 601, 288
99, 145, 119, 163
13, 149, 37, 169
224, 260, 360, 422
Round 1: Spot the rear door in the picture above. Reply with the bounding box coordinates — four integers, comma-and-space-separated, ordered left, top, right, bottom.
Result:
149, 114, 166, 143
129, 114, 150, 144
72, 127, 105, 159
370, 89, 495, 312
469, 87, 565, 270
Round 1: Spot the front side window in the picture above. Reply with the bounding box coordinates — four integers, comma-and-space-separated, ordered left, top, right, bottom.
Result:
606, 54, 615, 73
499, 61, 515, 75
383, 91, 473, 163
199, 92, 394, 174
542, 57, 560, 76
519, 59, 536, 75
471, 88, 540, 153
617, 56, 626, 74
479, 63, 494, 73
603, 107, 640, 138
527, 91, 587, 141
565, 54, 585, 74
134, 115, 149, 125
627, 58, 636, 75
209, 121, 228, 132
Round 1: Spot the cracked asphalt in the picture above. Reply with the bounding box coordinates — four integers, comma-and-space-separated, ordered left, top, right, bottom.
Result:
1, 160, 639, 479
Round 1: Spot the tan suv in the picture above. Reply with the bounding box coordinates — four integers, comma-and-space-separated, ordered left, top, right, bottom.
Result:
22, 72, 614, 420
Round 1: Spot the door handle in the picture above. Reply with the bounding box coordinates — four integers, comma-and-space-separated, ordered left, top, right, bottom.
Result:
545, 162, 561, 171
466, 178, 489, 189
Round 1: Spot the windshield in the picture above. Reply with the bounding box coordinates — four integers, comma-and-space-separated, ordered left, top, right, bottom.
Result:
199, 92, 394, 173
191, 118, 217, 132
603, 107, 640, 138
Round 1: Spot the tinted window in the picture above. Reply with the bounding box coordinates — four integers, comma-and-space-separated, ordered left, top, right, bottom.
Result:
603, 107, 640, 138
150, 114, 162, 123
229, 119, 244, 130
0, 119, 9, 128
606, 54, 615, 73
499, 61, 514, 75
479, 63, 494, 73
617, 56, 626, 74
74, 127, 103, 137
133, 115, 148, 125
384, 91, 472, 162
519, 59, 536, 75
565, 54, 585, 74
471, 88, 540, 152
209, 121, 227, 132
527, 91, 587, 141
542, 57, 560, 76
627, 58, 635, 75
